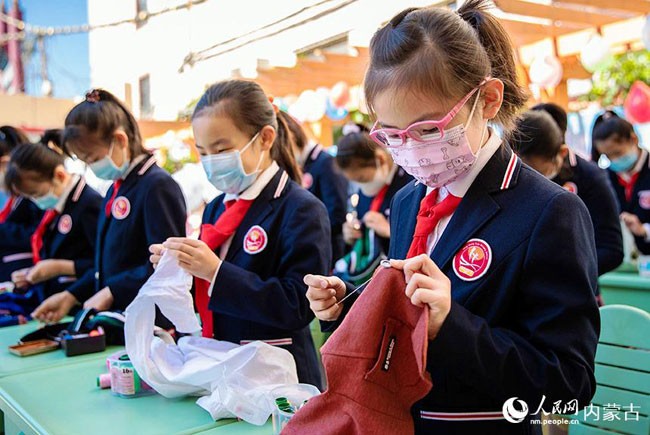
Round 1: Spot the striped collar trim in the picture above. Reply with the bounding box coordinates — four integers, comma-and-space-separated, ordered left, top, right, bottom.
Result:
500, 152, 519, 190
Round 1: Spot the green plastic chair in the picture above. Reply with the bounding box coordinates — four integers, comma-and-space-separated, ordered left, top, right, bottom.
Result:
569, 305, 650, 435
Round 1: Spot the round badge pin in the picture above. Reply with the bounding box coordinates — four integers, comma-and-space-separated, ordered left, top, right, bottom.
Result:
243, 225, 268, 255
58, 214, 73, 234
453, 239, 492, 282
639, 192, 650, 210
302, 173, 314, 189
562, 182, 578, 194
112, 196, 131, 220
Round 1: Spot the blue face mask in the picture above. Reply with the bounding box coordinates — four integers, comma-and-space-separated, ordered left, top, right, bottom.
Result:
201, 132, 263, 194
90, 142, 129, 181
31, 189, 59, 210
609, 150, 638, 173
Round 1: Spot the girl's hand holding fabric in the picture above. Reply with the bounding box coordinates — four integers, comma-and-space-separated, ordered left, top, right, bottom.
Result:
149, 243, 164, 268
163, 237, 221, 281
621, 212, 646, 237
11, 268, 30, 288
390, 254, 451, 340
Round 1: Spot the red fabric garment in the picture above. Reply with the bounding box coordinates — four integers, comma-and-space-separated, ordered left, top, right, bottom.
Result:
407, 190, 461, 258
284, 267, 432, 434
0, 196, 15, 223
30, 209, 59, 264
104, 179, 123, 217
616, 172, 639, 203
369, 185, 389, 213
195, 199, 253, 338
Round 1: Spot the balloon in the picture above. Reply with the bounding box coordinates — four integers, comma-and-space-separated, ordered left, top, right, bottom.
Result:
529, 55, 563, 89
580, 34, 613, 73
291, 89, 327, 123
643, 16, 650, 51
326, 98, 348, 120
624, 81, 650, 124
330, 81, 350, 108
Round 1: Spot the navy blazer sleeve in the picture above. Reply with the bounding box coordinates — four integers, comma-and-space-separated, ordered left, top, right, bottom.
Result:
72, 195, 101, 277
210, 198, 331, 331
67, 268, 96, 302
581, 169, 623, 275
105, 178, 187, 309
427, 191, 599, 409
318, 158, 348, 233
0, 201, 41, 252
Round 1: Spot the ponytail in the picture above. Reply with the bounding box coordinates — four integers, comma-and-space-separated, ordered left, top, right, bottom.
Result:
274, 111, 302, 182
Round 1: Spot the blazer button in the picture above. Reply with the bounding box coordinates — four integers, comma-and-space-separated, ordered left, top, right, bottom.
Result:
95, 272, 99, 280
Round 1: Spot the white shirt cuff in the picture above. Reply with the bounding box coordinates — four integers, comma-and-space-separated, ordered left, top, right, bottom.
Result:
643, 224, 650, 243
206, 262, 223, 297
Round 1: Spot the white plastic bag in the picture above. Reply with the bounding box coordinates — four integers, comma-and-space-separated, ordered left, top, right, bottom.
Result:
125, 252, 300, 424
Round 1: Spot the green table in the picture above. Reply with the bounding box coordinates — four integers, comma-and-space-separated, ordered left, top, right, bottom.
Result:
0, 320, 119, 378
0, 358, 240, 435
196, 421, 272, 434
599, 271, 650, 313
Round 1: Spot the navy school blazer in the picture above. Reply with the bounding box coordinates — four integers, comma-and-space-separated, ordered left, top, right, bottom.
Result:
302, 145, 348, 264
0, 197, 43, 281
330, 146, 599, 434
204, 169, 331, 389
68, 156, 187, 310
38, 178, 101, 298
553, 150, 623, 275
607, 149, 650, 255
355, 166, 413, 254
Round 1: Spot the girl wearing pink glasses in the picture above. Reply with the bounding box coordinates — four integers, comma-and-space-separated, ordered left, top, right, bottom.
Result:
303, 1, 599, 433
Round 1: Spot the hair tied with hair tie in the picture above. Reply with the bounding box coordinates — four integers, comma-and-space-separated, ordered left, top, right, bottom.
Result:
85, 90, 101, 103
342, 123, 361, 136
459, 9, 482, 30
602, 110, 617, 120
268, 95, 280, 114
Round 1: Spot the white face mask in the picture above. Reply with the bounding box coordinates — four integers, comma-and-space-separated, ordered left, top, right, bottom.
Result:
358, 160, 388, 197
201, 132, 263, 194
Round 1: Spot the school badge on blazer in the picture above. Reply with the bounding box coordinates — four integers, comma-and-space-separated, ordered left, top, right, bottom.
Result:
453, 239, 492, 281
243, 225, 268, 254
639, 190, 650, 209
111, 197, 131, 220
58, 214, 73, 234
562, 182, 578, 194
301, 172, 313, 189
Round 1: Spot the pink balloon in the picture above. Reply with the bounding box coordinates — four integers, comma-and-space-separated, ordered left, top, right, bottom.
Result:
329, 81, 350, 108
625, 81, 650, 124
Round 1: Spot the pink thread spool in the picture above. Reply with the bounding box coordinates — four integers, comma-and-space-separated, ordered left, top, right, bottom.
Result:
97, 373, 111, 389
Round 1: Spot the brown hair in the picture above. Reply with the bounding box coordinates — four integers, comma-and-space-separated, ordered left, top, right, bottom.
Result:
283, 113, 308, 151
192, 80, 301, 182
63, 89, 145, 158
5, 143, 65, 194
336, 132, 385, 169
364, 0, 527, 133
0, 126, 29, 157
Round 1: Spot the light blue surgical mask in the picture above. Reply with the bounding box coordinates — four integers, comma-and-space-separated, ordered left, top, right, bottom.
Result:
201, 132, 263, 194
31, 189, 59, 210
89, 142, 129, 181
608, 149, 639, 173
